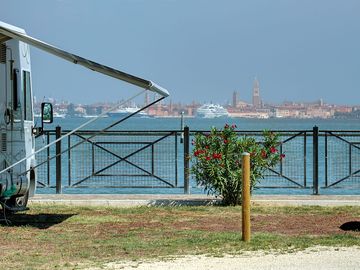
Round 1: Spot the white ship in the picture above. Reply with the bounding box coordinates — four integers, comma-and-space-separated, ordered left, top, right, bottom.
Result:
107, 107, 149, 118
34, 112, 66, 118
196, 104, 229, 118
53, 112, 66, 118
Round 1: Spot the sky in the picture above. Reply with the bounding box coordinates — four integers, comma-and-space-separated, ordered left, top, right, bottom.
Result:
1, 0, 359, 105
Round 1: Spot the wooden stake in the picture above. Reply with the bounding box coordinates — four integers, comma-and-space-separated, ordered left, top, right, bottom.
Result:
242, 152, 251, 242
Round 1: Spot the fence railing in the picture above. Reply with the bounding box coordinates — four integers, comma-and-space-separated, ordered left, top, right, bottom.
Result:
189, 128, 313, 191
33, 126, 360, 194
322, 130, 360, 189
35, 128, 182, 191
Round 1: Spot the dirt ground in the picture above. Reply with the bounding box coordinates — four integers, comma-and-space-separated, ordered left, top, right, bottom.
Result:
3, 206, 360, 237
251, 213, 359, 235
1, 205, 359, 270
88, 211, 360, 270
97, 212, 360, 236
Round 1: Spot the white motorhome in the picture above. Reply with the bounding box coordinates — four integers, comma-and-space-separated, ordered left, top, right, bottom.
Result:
0, 21, 169, 212
0, 23, 36, 211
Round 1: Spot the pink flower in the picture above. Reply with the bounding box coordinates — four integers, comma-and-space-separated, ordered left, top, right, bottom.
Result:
223, 139, 228, 144
231, 124, 237, 129
224, 124, 229, 128
280, 154, 285, 159
205, 156, 211, 161
270, 147, 277, 153
261, 150, 267, 159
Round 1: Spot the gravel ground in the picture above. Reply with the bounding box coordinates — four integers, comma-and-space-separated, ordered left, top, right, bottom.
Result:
89, 247, 360, 270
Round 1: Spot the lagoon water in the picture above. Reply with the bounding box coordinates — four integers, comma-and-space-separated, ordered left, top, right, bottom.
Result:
41, 116, 360, 131
36, 117, 360, 195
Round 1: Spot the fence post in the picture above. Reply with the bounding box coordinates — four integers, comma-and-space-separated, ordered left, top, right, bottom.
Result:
242, 152, 251, 242
183, 126, 190, 194
180, 111, 184, 143
56, 126, 62, 194
312, 126, 319, 195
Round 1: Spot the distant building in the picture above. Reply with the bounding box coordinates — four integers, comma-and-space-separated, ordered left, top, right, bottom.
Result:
252, 78, 261, 108
232, 91, 239, 108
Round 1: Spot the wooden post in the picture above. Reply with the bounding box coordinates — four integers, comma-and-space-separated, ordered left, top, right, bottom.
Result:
242, 152, 251, 242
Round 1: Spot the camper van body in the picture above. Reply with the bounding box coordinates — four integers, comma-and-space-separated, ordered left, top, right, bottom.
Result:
0, 23, 36, 210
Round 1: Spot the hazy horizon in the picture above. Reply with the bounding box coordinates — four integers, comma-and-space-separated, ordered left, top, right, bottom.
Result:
1, 0, 359, 105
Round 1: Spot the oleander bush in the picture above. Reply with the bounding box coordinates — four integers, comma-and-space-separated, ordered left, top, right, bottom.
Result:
191, 124, 284, 206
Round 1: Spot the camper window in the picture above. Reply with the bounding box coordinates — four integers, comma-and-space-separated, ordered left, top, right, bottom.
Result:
23, 71, 33, 120
12, 69, 21, 120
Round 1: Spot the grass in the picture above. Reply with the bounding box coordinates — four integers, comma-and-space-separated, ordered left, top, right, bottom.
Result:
0, 204, 359, 270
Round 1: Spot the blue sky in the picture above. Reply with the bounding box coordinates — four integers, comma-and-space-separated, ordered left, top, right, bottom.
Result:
1, 0, 359, 105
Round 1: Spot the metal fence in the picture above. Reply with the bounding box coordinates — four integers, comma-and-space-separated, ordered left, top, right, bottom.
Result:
323, 131, 360, 189
35, 129, 182, 190
34, 126, 360, 194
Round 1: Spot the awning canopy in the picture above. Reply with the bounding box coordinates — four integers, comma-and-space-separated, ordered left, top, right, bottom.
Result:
0, 21, 169, 97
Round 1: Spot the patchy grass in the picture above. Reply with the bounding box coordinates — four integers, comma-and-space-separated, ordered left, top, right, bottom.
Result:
0, 204, 359, 270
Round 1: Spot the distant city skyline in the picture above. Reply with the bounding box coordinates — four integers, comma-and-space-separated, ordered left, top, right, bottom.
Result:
34, 92, 350, 107
1, 0, 359, 105
34, 88, 356, 120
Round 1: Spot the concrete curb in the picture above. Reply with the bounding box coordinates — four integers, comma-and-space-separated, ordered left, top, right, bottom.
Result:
29, 199, 220, 207
29, 194, 360, 207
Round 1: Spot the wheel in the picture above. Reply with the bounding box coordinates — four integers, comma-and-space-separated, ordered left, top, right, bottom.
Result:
6, 191, 29, 213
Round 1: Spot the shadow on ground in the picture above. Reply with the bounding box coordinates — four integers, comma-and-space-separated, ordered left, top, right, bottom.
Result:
340, 221, 360, 232
147, 199, 221, 206
0, 212, 75, 229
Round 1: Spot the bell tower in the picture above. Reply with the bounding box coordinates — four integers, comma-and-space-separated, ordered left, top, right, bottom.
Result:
252, 78, 261, 108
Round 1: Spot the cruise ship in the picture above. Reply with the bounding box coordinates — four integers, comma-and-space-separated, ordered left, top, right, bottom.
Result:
196, 104, 229, 118
107, 107, 149, 118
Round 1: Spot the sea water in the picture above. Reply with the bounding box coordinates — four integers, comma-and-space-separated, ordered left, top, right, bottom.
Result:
36, 117, 360, 195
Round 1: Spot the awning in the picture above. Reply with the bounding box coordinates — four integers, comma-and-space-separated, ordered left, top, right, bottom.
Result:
0, 21, 169, 97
